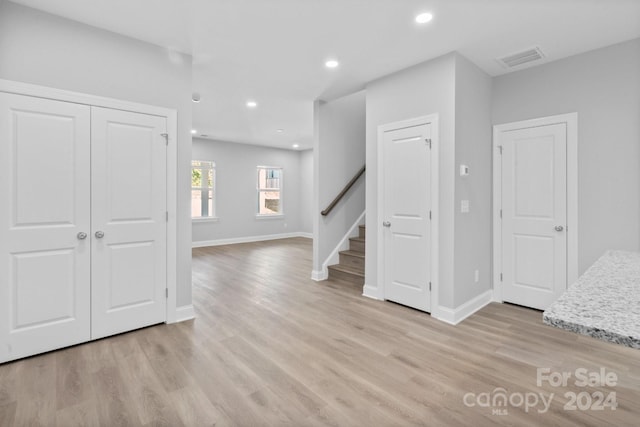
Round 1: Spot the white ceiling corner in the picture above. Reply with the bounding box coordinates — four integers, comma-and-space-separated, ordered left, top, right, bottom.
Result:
9, 0, 640, 150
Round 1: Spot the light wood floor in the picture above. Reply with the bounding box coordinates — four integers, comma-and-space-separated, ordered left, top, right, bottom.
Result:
1, 237, 638, 426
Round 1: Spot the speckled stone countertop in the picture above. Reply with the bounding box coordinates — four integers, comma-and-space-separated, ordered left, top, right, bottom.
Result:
543, 250, 640, 349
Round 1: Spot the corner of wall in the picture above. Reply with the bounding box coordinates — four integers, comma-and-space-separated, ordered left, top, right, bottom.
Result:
433, 289, 493, 325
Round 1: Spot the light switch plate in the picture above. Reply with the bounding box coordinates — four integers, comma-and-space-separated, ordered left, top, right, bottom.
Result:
461, 200, 470, 213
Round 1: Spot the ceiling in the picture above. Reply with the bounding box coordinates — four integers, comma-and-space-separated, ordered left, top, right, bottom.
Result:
10, 0, 640, 150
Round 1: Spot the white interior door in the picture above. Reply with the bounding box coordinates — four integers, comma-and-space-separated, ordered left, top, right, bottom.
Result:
0, 93, 91, 363
91, 107, 167, 339
382, 123, 431, 312
500, 123, 567, 310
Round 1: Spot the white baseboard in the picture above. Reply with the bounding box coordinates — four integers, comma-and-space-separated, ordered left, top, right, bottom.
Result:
298, 232, 313, 239
193, 232, 310, 248
311, 269, 328, 281
433, 289, 493, 325
362, 284, 383, 300
174, 305, 195, 323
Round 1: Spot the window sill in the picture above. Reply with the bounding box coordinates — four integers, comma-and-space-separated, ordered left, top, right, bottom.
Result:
255, 214, 285, 220
192, 217, 219, 223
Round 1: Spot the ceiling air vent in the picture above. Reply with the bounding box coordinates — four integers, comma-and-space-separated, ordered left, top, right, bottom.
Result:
497, 47, 545, 69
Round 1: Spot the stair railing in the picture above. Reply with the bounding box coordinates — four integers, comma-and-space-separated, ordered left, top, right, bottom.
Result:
321, 165, 365, 216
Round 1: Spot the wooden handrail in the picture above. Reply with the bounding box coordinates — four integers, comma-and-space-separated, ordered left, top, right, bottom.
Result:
321, 165, 365, 216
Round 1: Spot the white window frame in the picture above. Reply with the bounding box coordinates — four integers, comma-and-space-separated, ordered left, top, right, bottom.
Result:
256, 166, 284, 218
191, 160, 217, 222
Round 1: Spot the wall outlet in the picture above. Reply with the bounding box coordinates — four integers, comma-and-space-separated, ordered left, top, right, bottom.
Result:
474, 269, 479, 283
461, 200, 470, 213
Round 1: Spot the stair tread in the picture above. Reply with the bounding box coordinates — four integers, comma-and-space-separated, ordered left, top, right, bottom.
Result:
339, 250, 365, 258
328, 264, 364, 277
349, 237, 365, 242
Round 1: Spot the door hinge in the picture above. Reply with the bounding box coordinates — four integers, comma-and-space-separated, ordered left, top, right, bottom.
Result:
429, 210, 432, 220
500, 273, 503, 282
425, 138, 432, 149
166, 211, 169, 222
166, 288, 168, 298
161, 133, 169, 145
499, 209, 502, 219
429, 282, 432, 291
498, 145, 503, 155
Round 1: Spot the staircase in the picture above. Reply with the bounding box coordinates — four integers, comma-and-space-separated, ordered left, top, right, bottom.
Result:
327, 225, 365, 285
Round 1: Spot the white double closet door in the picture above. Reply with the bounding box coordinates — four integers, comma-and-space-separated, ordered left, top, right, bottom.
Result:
0, 93, 167, 363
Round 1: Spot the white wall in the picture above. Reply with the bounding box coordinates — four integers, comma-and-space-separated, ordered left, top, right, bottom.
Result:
299, 149, 314, 234
365, 52, 494, 311
493, 38, 640, 274
365, 53, 457, 307
0, 2, 193, 307
453, 55, 493, 307
313, 91, 366, 276
192, 138, 308, 243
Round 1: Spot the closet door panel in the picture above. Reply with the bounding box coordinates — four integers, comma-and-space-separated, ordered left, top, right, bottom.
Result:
91, 107, 167, 339
0, 93, 91, 363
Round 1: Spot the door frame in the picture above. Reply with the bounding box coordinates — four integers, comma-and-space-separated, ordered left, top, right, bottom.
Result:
0, 79, 180, 323
377, 114, 439, 314
492, 112, 578, 303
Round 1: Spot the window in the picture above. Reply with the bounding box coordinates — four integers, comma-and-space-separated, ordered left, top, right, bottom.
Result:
191, 160, 216, 219
257, 166, 282, 216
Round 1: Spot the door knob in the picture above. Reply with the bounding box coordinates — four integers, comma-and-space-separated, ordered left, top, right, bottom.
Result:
77, 232, 87, 240
95, 231, 105, 238
383, 221, 391, 227
554, 225, 564, 232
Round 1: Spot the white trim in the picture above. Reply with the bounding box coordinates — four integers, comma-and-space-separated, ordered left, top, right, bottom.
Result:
311, 270, 328, 281
298, 232, 313, 239
0, 79, 173, 117
172, 305, 196, 323
314, 211, 366, 282
165, 110, 178, 324
192, 217, 219, 223
192, 232, 309, 248
256, 165, 284, 216
492, 112, 579, 303
0, 79, 180, 325
362, 284, 383, 300
376, 114, 439, 316
433, 290, 493, 325
191, 160, 216, 220
255, 214, 285, 220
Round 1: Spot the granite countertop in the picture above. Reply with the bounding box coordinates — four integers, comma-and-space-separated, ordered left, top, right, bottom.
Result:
543, 250, 640, 349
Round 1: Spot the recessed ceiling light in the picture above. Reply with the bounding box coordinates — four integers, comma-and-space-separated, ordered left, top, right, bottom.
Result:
415, 12, 433, 24
292, 144, 300, 148
192, 93, 201, 103
191, 129, 197, 134
276, 129, 284, 133
246, 100, 258, 108
325, 59, 339, 68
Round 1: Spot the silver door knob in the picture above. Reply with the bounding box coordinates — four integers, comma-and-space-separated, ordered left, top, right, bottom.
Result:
554, 225, 564, 232
95, 231, 105, 238
383, 221, 391, 227
77, 232, 87, 240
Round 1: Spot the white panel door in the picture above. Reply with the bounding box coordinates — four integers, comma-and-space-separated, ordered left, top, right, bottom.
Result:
501, 124, 567, 310
91, 107, 167, 339
382, 123, 431, 312
0, 93, 91, 363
